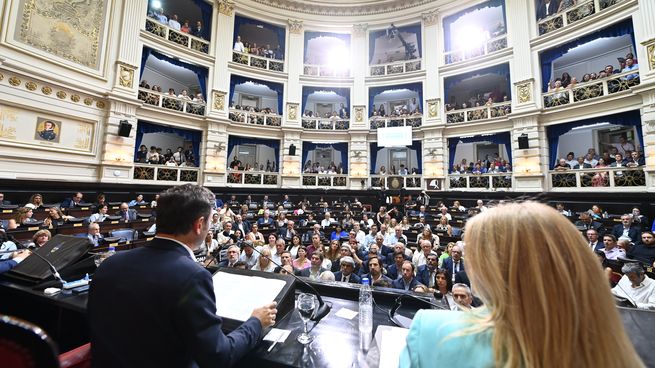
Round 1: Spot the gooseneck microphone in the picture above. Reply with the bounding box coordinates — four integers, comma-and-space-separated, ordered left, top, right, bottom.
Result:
236, 240, 332, 323
23, 248, 67, 285
389, 289, 447, 328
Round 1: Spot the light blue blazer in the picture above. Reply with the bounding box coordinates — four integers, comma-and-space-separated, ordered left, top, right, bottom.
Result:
399, 309, 494, 368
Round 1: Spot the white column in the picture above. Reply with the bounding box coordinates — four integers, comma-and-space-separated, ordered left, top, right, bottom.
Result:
351, 24, 368, 129
113, 0, 149, 96
285, 20, 304, 127
422, 11, 442, 126
506, 0, 540, 112
208, 0, 234, 117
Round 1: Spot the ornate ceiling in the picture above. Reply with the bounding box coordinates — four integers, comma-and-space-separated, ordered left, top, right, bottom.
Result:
249, 0, 438, 16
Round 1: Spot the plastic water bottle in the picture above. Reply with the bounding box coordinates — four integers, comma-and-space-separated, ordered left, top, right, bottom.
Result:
107, 245, 116, 257
359, 278, 373, 351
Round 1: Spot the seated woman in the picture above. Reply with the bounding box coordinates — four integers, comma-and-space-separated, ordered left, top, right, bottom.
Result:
416, 228, 439, 248
246, 223, 265, 245
43, 207, 74, 228
29, 229, 52, 248
330, 225, 348, 241
15, 207, 40, 226
435, 216, 453, 237
591, 159, 609, 187
25, 193, 45, 209
88, 204, 109, 223
292, 246, 311, 270
252, 248, 276, 272
400, 202, 643, 367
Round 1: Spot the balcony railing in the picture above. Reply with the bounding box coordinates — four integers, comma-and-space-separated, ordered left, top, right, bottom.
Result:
144, 17, 210, 54
370, 175, 422, 189
542, 69, 639, 109
228, 109, 282, 127
301, 174, 348, 187
138, 88, 206, 116
303, 64, 350, 78
445, 101, 511, 124
232, 51, 284, 72
538, 0, 626, 36
370, 59, 421, 76
301, 117, 349, 130
550, 167, 645, 189
133, 164, 199, 183
444, 34, 507, 65
448, 173, 513, 190
369, 116, 422, 129
226, 170, 279, 186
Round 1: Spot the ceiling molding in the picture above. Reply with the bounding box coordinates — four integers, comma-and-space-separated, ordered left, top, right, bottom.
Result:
248, 0, 436, 16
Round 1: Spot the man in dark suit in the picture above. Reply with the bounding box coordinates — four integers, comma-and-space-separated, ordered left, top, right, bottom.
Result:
232, 214, 250, 236
586, 229, 603, 251
386, 251, 406, 280
86, 222, 104, 247
218, 245, 240, 268
416, 252, 439, 287
362, 256, 392, 288
0, 192, 10, 205
61, 192, 83, 208
537, 0, 559, 20
89, 184, 277, 368
116, 202, 138, 221
299, 252, 327, 280
191, 20, 204, 38
442, 244, 465, 282
277, 220, 298, 241
575, 212, 604, 234
333, 256, 361, 284
612, 214, 642, 243
391, 261, 423, 291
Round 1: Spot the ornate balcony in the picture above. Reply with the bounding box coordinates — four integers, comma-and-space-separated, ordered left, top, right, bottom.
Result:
301, 174, 348, 187
542, 70, 639, 109
538, 0, 626, 36
144, 18, 210, 54
444, 35, 507, 65
301, 117, 349, 130
226, 170, 279, 186
133, 164, 199, 183
369, 116, 422, 129
370, 175, 422, 189
138, 88, 206, 116
448, 173, 513, 190
550, 167, 645, 190
228, 109, 282, 127
369, 59, 422, 76
232, 51, 284, 72
303, 64, 350, 78
445, 101, 511, 124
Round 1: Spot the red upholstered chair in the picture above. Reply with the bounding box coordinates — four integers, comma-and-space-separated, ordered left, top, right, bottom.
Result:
0, 314, 91, 368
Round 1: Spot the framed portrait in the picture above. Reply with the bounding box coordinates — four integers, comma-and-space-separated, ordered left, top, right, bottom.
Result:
34, 118, 61, 143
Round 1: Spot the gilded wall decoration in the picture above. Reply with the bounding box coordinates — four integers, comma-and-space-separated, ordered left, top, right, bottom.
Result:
288, 19, 303, 34
422, 11, 438, 27
56, 91, 67, 99
9, 77, 21, 86
96, 101, 105, 109
0, 104, 95, 153
0, 73, 3, 81
427, 99, 439, 118
287, 103, 298, 121
25, 81, 37, 91
515, 80, 533, 104
118, 65, 134, 88
218, 0, 234, 16
14, 0, 109, 71
84, 98, 93, 105
354, 106, 365, 123
41, 86, 52, 95
71, 94, 80, 103
647, 43, 655, 71
212, 91, 225, 111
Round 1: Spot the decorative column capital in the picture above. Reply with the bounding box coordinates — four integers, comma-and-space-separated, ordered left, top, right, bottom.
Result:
514, 78, 534, 104
426, 98, 440, 118
353, 105, 366, 123
286, 102, 299, 121
288, 19, 303, 34
218, 0, 235, 16
353, 24, 368, 37
641, 38, 655, 71
422, 10, 439, 27
116, 62, 136, 89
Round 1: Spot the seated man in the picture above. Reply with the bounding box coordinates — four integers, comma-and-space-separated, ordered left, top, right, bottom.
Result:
333, 256, 361, 284
627, 231, 655, 267
87, 222, 104, 247
239, 241, 259, 269
299, 252, 326, 280
116, 203, 138, 221
386, 251, 406, 280
611, 214, 641, 243
611, 263, 655, 310
128, 195, 147, 207
416, 252, 439, 288
412, 240, 434, 268
257, 210, 275, 229
320, 212, 335, 229
277, 220, 297, 241
391, 261, 423, 291
61, 192, 84, 208
218, 245, 240, 268
601, 234, 625, 261
553, 159, 571, 171
574, 212, 604, 233
363, 256, 392, 288
452, 283, 474, 310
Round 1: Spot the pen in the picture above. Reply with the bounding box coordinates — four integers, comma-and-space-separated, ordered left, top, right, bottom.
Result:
267, 339, 278, 352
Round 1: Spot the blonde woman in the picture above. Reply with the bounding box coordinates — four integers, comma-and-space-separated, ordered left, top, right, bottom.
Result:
435, 216, 452, 237
400, 202, 643, 367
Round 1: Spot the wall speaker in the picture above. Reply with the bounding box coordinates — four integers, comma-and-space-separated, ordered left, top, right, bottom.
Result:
118, 120, 132, 137
518, 134, 529, 150
289, 144, 296, 156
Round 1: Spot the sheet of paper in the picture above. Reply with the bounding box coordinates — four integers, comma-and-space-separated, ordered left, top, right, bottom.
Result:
263, 328, 291, 343
335, 307, 358, 320
212, 272, 286, 321
377, 326, 409, 368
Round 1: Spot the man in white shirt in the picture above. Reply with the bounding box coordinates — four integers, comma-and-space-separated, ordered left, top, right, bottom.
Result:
320, 212, 334, 229
353, 223, 366, 244
155, 8, 167, 24
233, 35, 245, 52
612, 263, 655, 310
412, 240, 434, 268
583, 153, 598, 167
168, 14, 181, 31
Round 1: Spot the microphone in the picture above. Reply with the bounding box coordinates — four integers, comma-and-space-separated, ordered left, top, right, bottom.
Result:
23, 249, 67, 285
388, 291, 446, 328
236, 240, 332, 323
